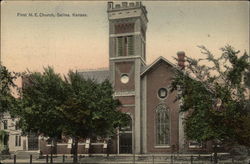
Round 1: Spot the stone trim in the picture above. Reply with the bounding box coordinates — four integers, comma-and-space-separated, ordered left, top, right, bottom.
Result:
110, 32, 140, 38
154, 145, 171, 149
110, 56, 146, 66
141, 75, 147, 153
114, 91, 135, 97
134, 59, 141, 153
141, 56, 177, 77
122, 104, 135, 107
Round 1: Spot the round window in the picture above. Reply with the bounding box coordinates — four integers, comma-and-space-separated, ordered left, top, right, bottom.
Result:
121, 74, 129, 84
158, 88, 168, 99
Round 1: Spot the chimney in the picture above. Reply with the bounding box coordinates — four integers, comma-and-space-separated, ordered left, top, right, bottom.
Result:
177, 51, 185, 69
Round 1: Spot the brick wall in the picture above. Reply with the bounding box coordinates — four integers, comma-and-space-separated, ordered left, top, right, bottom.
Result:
146, 61, 179, 153
115, 62, 135, 91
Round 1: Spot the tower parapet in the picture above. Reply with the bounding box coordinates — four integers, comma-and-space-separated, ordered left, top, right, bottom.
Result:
107, 1, 147, 22
108, 2, 146, 12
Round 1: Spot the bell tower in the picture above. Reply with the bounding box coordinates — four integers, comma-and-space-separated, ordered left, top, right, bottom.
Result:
107, 1, 148, 154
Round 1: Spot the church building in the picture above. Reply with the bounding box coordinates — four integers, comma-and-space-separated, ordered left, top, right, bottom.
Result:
1, 1, 212, 155
77, 1, 205, 154
106, 1, 183, 154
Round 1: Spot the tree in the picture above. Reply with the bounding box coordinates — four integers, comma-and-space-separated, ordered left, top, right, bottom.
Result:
0, 65, 18, 114
18, 67, 66, 162
171, 45, 249, 162
0, 65, 19, 154
60, 71, 129, 163
18, 68, 129, 163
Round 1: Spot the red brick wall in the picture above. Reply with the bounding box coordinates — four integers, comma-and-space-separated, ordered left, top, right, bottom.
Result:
40, 142, 107, 154
114, 60, 135, 128
118, 96, 135, 105
56, 145, 71, 154
115, 23, 135, 34
146, 62, 179, 153
117, 105, 135, 116
40, 139, 50, 155
115, 62, 135, 91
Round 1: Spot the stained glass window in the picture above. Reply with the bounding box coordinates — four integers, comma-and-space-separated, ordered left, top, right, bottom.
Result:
156, 105, 170, 145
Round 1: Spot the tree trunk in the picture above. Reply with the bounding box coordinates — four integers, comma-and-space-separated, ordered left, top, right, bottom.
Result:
50, 139, 53, 164
72, 137, 78, 164
213, 143, 218, 164
50, 138, 57, 164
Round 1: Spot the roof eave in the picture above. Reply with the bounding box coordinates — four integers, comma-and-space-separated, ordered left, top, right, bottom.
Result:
140, 56, 179, 77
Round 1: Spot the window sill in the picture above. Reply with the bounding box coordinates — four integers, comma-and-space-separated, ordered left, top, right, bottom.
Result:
189, 146, 202, 149
154, 145, 171, 149
57, 143, 68, 146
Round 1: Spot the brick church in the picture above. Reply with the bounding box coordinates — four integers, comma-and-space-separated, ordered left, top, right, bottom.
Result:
42, 1, 197, 155
103, 1, 185, 154
74, 1, 202, 154
2, 1, 211, 155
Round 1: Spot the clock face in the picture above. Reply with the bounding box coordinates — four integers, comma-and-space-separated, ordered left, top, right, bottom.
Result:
121, 74, 129, 84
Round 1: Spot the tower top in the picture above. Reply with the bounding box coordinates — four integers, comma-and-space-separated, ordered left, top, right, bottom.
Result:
108, 1, 147, 12
107, 1, 148, 62
107, 1, 147, 21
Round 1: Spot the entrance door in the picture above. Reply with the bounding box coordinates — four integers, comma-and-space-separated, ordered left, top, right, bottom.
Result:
119, 116, 132, 154
119, 132, 132, 153
28, 133, 38, 150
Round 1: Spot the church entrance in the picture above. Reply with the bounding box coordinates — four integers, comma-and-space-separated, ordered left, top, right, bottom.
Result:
28, 133, 38, 150
119, 132, 132, 153
119, 117, 132, 154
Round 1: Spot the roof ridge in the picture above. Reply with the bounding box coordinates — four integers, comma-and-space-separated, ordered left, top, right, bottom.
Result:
78, 68, 109, 72
141, 56, 178, 76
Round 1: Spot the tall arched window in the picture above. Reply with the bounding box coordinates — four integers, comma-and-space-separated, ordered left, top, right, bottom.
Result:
155, 104, 170, 146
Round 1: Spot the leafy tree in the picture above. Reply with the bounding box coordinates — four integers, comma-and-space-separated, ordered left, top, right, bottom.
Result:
0, 65, 18, 114
60, 71, 129, 163
171, 45, 249, 162
18, 68, 129, 163
18, 67, 66, 162
0, 65, 19, 154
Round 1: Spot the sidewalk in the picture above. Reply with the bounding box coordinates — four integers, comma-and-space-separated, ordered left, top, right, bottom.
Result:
1, 153, 248, 164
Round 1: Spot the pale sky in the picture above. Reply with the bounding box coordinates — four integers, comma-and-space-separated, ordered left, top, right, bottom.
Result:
1, 1, 249, 75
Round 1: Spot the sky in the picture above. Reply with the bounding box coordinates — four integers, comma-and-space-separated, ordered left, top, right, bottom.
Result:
1, 1, 249, 75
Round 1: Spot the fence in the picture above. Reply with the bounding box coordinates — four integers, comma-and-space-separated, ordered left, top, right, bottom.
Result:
0, 153, 248, 164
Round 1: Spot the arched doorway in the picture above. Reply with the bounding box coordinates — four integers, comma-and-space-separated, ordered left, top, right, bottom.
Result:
119, 116, 132, 154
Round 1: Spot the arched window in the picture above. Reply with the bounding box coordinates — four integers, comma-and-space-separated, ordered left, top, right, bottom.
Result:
155, 104, 170, 146
120, 115, 132, 131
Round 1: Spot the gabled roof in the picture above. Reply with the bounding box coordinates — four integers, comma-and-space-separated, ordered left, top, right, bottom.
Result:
78, 68, 110, 83
141, 56, 178, 77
